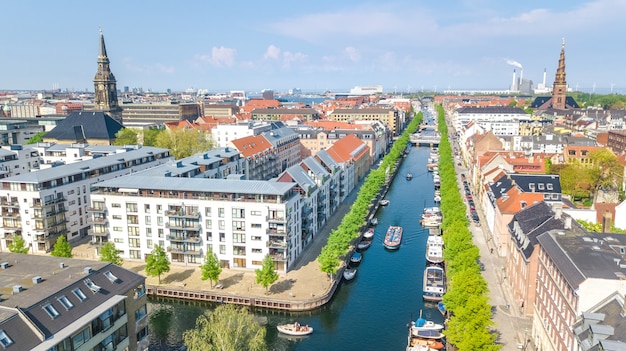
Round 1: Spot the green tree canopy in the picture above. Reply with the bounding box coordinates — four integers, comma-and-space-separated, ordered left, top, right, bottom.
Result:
113, 128, 139, 146
589, 148, 623, 192
25, 131, 46, 144
255, 255, 279, 292
99, 242, 123, 265
154, 128, 212, 159
183, 304, 267, 351
142, 127, 162, 146
145, 245, 170, 284
50, 235, 73, 258
8, 235, 29, 254
200, 248, 222, 288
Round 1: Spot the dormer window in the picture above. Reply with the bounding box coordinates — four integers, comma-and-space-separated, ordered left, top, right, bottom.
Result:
547, 183, 553, 190
538, 184, 545, 190
0, 330, 13, 348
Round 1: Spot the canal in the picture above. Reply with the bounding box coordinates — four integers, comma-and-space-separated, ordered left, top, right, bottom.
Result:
148, 113, 442, 351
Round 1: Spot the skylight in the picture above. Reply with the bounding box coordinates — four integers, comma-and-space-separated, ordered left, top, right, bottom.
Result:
43, 304, 60, 319
104, 271, 119, 283
72, 288, 87, 301
84, 278, 101, 294
0, 330, 13, 348
58, 295, 74, 310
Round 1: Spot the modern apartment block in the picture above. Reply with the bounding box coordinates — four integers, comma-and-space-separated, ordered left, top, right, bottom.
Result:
89, 176, 300, 272
328, 108, 403, 135
0, 252, 149, 351
0, 146, 170, 253
533, 229, 626, 351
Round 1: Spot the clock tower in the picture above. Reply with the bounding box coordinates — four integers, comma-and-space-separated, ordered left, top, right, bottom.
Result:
93, 28, 123, 123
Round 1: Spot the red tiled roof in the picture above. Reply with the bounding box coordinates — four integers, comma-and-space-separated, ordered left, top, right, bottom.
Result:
326, 134, 369, 163
230, 135, 272, 158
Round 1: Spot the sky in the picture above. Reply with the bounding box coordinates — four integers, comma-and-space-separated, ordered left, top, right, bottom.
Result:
2, 0, 626, 94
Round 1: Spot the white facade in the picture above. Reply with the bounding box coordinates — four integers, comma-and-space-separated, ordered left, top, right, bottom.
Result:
90, 177, 301, 272
211, 122, 271, 148
0, 146, 171, 253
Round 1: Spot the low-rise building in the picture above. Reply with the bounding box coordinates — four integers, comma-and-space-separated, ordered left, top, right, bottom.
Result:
0, 252, 150, 351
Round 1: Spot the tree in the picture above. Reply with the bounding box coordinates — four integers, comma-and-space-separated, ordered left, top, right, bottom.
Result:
154, 128, 212, 159
25, 131, 46, 144
8, 235, 29, 254
113, 128, 139, 146
183, 304, 267, 351
589, 148, 623, 194
200, 248, 222, 288
142, 127, 162, 146
51, 235, 73, 258
255, 255, 279, 293
99, 242, 123, 265
145, 245, 170, 284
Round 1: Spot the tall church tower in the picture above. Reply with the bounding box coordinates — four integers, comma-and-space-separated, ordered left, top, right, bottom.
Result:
93, 29, 122, 123
551, 38, 567, 110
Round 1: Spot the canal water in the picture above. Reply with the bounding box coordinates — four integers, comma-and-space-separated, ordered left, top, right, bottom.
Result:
148, 117, 441, 351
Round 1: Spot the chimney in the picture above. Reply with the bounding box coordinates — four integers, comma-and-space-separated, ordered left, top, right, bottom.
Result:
32, 276, 42, 284
602, 211, 613, 233
554, 205, 563, 220
564, 216, 572, 230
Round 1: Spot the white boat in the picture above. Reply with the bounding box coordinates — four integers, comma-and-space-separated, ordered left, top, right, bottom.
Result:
363, 227, 375, 239
433, 195, 441, 203
425, 236, 444, 264
424, 207, 440, 214
357, 240, 371, 250
423, 265, 446, 301
370, 217, 378, 226
421, 219, 441, 228
277, 323, 314, 336
380, 199, 390, 206
350, 252, 362, 264
421, 213, 442, 221
343, 268, 357, 281
412, 319, 444, 332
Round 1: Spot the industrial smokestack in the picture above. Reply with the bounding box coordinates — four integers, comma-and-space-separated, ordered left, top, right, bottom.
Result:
519, 69, 524, 85
543, 68, 547, 86
512, 69, 517, 91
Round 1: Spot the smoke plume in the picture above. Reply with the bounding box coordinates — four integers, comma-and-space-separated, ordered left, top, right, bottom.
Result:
506, 59, 523, 69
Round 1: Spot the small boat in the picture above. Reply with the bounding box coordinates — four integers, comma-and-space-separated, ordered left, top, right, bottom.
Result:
350, 252, 362, 264
411, 328, 445, 340
421, 213, 442, 220
370, 217, 378, 226
407, 336, 445, 350
423, 265, 446, 301
357, 240, 371, 250
277, 322, 313, 336
363, 227, 375, 239
437, 302, 447, 317
421, 219, 441, 228
406, 173, 413, 180
433, 195, 441, 203
343, 268, 357, 281
380, 199, 390, 206
412, 318, 444, 331
383, 225, 403, 250
424, 207, 440, 214
425, 235, 444, 264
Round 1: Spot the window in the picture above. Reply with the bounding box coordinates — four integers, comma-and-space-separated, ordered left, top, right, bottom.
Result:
144, 204, 151, 213
206, 232, 213, 241
112, 214, 122, 220
251, 210, 262, 216
114, 238, 124, 243
157, 216, 163, 226
0, 330, 13, 348
233, 233, 246, 243
157, 205, 163, 214
252, 248, 262, 253
251, 236, 262, 241
218, 208, 225, 218
205, 219, 212, 229
219, 220, 225, 230
219, 232, 226, 242
547, 183, 553, 190
126, 203, 138, 213
232, 208, 245, 219
43, 304, 60, 319
205, 207, 212, 216
147, 239, 153, 249
251, 223, 262, 229
112, 203, 121, 208
220, 245, 226, 254
145, 216, 152, 225
72, 327, 91, 348
113, 226, 123, 232
135, 304, 148, 321
232, 221, 245, 231
146, 228, 152, 237
538, 183, 545, 190
73, 288, 87, 301
58, 296, 74, 310
158, 228, 164, 238
129, 238, 140, 248
129, 250, 141, 259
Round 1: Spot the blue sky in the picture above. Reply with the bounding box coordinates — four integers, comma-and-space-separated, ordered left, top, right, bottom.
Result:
3, 0, 625, 94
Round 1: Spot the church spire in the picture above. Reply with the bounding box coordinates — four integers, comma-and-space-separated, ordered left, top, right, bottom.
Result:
551, 38, 568, 109
93, 28, 122, 123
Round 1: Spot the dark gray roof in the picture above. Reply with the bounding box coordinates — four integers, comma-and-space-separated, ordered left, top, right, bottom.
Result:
574, 293, 626, 349
537, 230, 626, 289
0, 253, 144, 342
510, 174, 562, 194
531, 96, 580, 109
489, 174, 515, 200
44, 111, 123, 141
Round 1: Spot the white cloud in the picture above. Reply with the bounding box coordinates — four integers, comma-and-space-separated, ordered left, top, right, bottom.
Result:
195, 46, 236, 67
282, 51, 307, 68
344, 47, 361, 62
264, 45, 281, 60
122, 57, 175, 75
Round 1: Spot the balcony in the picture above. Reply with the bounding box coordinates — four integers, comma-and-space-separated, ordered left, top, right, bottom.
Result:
166, 222, 201, 231
266, 216, 286, 222
166, 210, 200, 219
88, 228, 109, 237
0, 212, 20, 219
43, 196, 66, 206
266, 228, 287, 236
0, 199, 19, 207
167, 246, 203, 255
269, 252, 287, 261
302, 206, 313, 218
3, 222, 22, 230
87, 206, 107, 214
88, 217, 108, 224
166, 235, 201, 243
267, 240, 286, 248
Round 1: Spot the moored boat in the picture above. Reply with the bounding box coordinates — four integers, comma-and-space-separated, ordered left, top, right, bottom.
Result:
343, 268, 357, 281
363, 227, 375, 239
370, 217, 378, 226
433, 195, 441, 203
412, 318, 444, 331
277, 322, 313, 336
357, 240, 371, 250
421, 218, 441, 228
383, 225, 403, 250
380, 199, 390, 206
406, 173, 413, 180
350, 252, 362, 264
411, 328, 445, 340
423, 265, 446, 301
424, 207, 441, 214
425, 235, 444, 264
437, 302, 447, 316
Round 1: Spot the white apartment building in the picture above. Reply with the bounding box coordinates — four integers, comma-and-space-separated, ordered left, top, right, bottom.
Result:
453, 106, 530, 133
211, 121, 271, 148
0, 145, 39, 179
0, 146, 170, 253
0, 119, 45, 145
89, 176, 300, 272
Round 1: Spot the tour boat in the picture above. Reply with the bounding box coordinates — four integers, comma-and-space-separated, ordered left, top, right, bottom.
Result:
383, 225, 403, 250
425, 235, 444, 264
277, 322, 314, 336
423, 265, 446, 302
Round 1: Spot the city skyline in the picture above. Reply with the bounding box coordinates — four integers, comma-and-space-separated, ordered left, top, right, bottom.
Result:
3, 0, 626, 94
